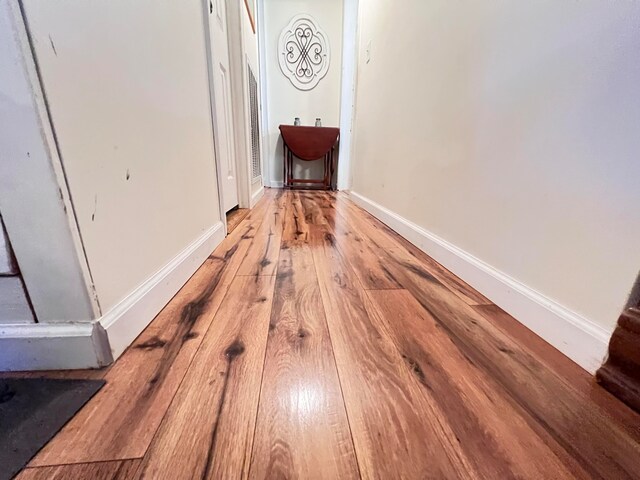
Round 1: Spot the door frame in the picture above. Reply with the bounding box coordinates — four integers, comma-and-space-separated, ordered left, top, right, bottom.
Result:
255, 0, 359, 191
256, 0, 271, 188
201, 0, 229, 234
201, 0, 255, 218
337, 0, 360, 191
225, 0, 254, 209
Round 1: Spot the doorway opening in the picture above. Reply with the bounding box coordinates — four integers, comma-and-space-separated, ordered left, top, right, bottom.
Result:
202, 0, 265, 235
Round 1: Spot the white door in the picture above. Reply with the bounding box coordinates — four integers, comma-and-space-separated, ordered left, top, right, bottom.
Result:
208, 0, 238, 212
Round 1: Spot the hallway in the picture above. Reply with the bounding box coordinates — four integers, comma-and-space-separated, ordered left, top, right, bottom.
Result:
14, 189, 640, 479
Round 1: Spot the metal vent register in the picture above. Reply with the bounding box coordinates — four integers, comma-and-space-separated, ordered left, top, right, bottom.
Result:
248, 64, 261, 180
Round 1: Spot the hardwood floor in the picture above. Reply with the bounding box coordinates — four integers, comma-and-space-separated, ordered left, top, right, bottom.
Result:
137, 275, 275, 479
14, 188, 640, 479
226, 207, 250, 234
17, 461, 140, 480
250, 218, 358, 478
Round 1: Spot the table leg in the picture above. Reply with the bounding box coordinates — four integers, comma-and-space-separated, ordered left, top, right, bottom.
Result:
328, 149, 332, 190
330, 147, 336, 191
329, 151, 332, 190
285, 150, 288, 187
323, 153, 328, 190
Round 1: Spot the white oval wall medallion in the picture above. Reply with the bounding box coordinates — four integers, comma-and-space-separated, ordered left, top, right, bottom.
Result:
278, 15, 330, 91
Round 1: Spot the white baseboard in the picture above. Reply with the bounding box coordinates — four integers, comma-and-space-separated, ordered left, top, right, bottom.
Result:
100, 222, 225, 360
251, 185, 265, 207
0, 322, 111, 371
349, 191, 611, 374
0, 222, 225, 371
269, 181, 284, 188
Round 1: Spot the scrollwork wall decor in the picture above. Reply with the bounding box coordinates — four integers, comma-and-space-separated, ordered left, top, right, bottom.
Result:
278, 15, 330, 91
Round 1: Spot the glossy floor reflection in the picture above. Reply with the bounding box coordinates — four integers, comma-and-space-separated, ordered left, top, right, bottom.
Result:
13, 189, 640, 479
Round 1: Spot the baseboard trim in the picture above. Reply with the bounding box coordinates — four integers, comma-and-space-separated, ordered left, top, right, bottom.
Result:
269, 181, 284, 188
100, 222, 225, 360
349, 191, 611, 374
0, 322, 110, 370
0, 222, 225, 371
251, 185, 265, 207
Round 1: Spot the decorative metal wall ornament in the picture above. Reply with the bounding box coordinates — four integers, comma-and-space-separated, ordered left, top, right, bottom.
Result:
278, 15, 330, 91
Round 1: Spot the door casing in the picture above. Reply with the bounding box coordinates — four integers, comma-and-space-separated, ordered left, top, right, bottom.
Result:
202, 0, 259, 221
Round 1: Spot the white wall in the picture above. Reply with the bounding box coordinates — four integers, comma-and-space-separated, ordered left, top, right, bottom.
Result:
242, 1, 260, 88
0, 217, 32, 324
351, 1, 640, 365
0, 1, 97, 324
262, 0, 343, 186
0, 218, 16, 275
22, 0, 222, 312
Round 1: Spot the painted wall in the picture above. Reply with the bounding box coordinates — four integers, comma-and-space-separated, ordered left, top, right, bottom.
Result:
22, 0, 222, 312
0, 1, 97, 324
0, 218, 15, 276
352, 1, 640, 333
0, 217, 32, 324
262, 0, 343, 186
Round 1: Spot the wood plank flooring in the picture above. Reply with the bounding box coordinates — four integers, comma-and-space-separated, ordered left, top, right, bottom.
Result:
226, 207, 250, 234
13, 188, 640, 479
17, 460, 140, 480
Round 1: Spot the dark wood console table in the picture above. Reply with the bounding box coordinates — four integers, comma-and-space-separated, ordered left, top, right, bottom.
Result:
279, 125, 340, 190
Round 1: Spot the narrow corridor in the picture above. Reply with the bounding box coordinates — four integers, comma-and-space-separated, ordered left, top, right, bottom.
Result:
15, 189, 640, 479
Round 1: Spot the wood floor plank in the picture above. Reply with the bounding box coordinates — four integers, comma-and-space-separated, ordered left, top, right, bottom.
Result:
474, 305, 584, 379
299, 193, 401, 290
365, 289, 584, 479
303, 191, 583, 478
136, 275, 275, 480
236, 199, 283, 276
303, 196, 477, 479
281, 191, 310, 245
226, 207, 250, 234
249, 241, 359, 479
16, 460, 140, 480
473, 304, 640, 442
333, 194, 491, 304
30, 194, 274, 466
335, 204, 640, 478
